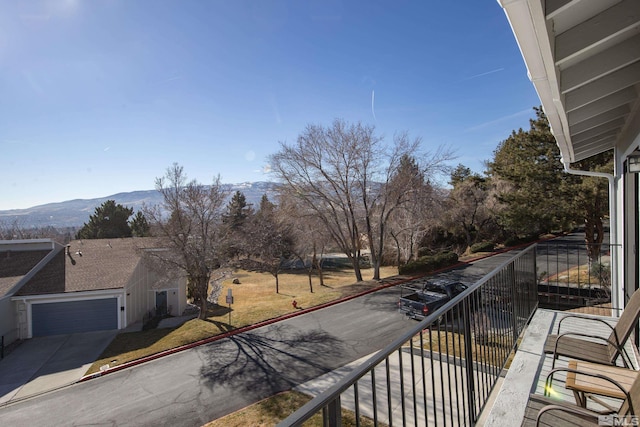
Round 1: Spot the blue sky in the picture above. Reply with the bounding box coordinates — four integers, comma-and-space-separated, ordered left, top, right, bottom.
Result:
0, 0, 540, 211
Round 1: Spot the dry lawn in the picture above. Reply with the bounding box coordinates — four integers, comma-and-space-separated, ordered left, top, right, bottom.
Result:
544, 263, 607, 287
87, 266, 398, 375
206, 266, 399, 328
409, 328, 516, 368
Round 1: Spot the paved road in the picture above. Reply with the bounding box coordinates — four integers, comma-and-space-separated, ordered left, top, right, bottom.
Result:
0, 250, 520, 426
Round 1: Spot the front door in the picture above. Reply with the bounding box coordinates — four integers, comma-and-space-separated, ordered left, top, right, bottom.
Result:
156, 291, 168, 316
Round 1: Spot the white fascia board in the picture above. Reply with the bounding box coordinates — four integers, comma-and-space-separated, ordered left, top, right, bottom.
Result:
0, 239, 58, 251
498, 0, 574, 162
11, 288, 124, 303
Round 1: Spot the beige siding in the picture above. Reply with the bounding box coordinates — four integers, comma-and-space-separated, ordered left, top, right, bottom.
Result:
124, 260, 187, 325
125, 261, 150, 326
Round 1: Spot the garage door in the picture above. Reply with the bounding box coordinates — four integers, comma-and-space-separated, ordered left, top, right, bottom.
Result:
32, 298, 118, 336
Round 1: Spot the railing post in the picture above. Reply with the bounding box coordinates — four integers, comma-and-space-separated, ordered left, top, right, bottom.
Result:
532, 245, 538, 315
463, 298, 476, 425
509, 263, 519, 344
323, 397, 342, 427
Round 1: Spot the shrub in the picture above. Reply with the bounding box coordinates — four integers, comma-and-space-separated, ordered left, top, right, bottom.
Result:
590, 262, 611, 288
470, 242, 495, 253
435, 251, 458, 265
399, 251, 459, 275
503, 236, 521, 247
417, 247, 433, 257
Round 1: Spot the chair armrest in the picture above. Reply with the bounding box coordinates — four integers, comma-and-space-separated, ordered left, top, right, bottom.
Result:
553, 331, 622, 355
544, 367, 631, 407
557, 314, 615, 335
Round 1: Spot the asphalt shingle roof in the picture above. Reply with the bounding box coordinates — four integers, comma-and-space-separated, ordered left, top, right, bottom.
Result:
16, 238, 163, 296
0, 249, 51, 297
0, 276, 22, 298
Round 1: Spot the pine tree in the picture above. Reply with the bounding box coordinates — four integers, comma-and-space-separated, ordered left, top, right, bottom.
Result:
487, 107, 575, 238
222, 191, 251, 231
130, 211, 151, 237
76, 200, 134, 239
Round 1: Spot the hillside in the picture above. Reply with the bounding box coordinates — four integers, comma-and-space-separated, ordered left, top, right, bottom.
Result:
0, 182, 279, 229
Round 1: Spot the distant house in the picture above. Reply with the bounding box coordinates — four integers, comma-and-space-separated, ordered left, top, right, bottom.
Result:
0, 238, 187, 343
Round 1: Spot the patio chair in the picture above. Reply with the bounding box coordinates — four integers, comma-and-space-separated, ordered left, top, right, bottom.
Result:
522, 366, 640, 426
543, 287, 640, 369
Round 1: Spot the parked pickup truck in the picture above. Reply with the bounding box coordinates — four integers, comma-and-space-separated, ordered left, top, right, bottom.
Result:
397, 280, 468, 321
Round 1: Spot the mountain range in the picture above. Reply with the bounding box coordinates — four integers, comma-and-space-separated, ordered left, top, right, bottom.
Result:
0, 182, 279, 229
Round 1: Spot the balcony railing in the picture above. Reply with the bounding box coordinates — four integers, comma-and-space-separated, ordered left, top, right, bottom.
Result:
279, 245, 539, 426
536, 241, 613, 316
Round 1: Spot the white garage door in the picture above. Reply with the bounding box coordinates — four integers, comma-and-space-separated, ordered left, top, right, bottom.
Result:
32, 298, 118, 336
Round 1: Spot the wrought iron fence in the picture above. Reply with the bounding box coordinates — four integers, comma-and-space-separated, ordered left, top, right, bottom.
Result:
536, 241, 613, 315
278, 245, 539, 426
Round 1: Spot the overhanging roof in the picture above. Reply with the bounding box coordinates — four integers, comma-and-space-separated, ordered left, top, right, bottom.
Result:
499, 0, 640, 164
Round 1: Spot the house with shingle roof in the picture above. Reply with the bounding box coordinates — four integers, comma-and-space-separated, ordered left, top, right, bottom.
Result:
0, 239, 62, 344
0, 238, 187, 343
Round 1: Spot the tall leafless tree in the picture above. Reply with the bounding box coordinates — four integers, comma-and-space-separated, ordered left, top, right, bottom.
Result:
270, 119, 453, 281
388, 184, 443, 266
279, 192, 331, 292
445, 174, 494, 249
143, 163, 228, 320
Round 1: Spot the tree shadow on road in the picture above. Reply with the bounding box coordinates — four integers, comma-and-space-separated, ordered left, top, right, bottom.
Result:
198, 324, 345, 398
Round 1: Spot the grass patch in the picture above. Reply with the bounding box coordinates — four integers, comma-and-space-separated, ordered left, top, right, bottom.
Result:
544, 263, 608, 287
87, 266, 398, 375
409, 328, 515, 368
204, 390, 380, 427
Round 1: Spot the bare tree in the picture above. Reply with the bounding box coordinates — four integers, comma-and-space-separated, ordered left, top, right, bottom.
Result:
445, 174, 494, 249
270, 120, 453, 281
279, 193, 331, 292
143, 163, 228, 320
0, 218, 31, 240
0, 219, 74, 243
376, 152, 451, 271
388, 185, 443, 266
242, 195, 294, 294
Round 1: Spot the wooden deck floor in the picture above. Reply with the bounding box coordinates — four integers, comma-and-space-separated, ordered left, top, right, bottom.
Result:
483, 308, 639, 426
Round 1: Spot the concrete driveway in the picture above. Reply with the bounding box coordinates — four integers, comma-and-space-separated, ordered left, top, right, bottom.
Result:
0, 330, 117, 405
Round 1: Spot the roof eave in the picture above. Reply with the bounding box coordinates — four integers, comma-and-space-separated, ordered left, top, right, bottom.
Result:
498, 0, 575, 163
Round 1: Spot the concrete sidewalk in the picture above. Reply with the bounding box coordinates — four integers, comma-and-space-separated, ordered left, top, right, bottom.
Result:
0, 330, 117, 405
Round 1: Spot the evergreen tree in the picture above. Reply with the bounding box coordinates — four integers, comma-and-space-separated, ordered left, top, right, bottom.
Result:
130, 211, 151, 237
572, 152, 613, 260
222, 191, 251, 230
76, 200, 134, 239
487, 107, 576, 238
257, 194, 275, 216
449, 164, 474, 187
221, 191, 252, 259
